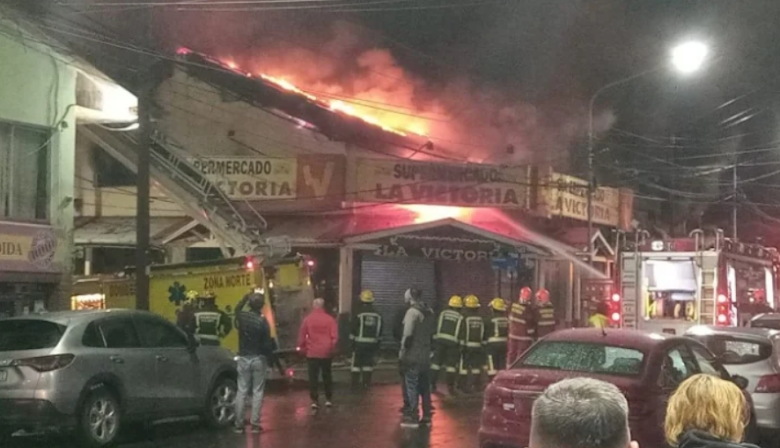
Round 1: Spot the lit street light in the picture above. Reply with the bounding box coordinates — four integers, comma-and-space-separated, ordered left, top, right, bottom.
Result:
670, 41, 709, 74
586, 40, 709, 266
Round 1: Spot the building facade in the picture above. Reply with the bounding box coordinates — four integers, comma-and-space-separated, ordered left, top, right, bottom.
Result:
0, 17, 77, 315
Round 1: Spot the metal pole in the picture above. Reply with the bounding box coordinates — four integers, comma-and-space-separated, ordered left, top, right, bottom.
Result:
135, 12, 153, 310
732, 163, 738, 241
587, 98, 595, 267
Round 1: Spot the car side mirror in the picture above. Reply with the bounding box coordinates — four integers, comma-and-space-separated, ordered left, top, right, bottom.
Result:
731, 375, 749, 390
187, 334, 200, 353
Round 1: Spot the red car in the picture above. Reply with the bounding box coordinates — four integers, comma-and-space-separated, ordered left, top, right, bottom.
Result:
479, 328, 756, 448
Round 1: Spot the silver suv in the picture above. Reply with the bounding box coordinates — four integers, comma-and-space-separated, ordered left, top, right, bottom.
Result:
0, 309, 237, 446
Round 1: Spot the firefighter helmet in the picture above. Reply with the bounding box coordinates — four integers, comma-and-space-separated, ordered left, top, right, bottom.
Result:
448, 295, 464, 308
489, 298, 507, 312
185, 290, 199, 303
360, 290, 375, 303
536, 288, 550, 304
519, 286, 532, 302
464, 295, 481, 309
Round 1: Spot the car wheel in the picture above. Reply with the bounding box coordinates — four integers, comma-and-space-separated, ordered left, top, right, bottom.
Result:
78, 387, 121, 447
205, 377, 237, 429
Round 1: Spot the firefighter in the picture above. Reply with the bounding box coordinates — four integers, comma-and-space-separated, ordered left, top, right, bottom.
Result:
177, 290, 199, 336
589, 300, 609, 329
350, 290, 383, 389
484, 298, 509, 381
194, 291, 232, 346
507, 286, 534, 365
533, 288, 556, 339
458, 294, 485, 392
431, 295, 464, 394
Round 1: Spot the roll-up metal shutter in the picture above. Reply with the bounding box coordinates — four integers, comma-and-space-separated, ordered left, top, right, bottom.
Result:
360, 254, 436, 346
439, 260, 497, 314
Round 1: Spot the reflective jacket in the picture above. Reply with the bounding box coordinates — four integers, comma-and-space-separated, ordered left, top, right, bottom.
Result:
534, 303, 556, 338
434, 308, 464, 345
459, 314, 485, 349
195, 311, 221, 341
484, 316, 509, 346
509, 301, 534, 341
351, 305, 383, 344
589, 313, 609, 329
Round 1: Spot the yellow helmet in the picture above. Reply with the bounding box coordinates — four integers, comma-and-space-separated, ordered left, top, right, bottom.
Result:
448, 295, 463, 308
360, 290, 375, 303
185, 290, 199, 302
464, 294, 480, 309
489, 298, 507, 312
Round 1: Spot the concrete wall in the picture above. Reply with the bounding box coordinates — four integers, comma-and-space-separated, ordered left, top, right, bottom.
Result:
0, 22, 77, 310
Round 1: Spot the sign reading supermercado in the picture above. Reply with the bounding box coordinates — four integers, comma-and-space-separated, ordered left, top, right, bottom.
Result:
354, 158, 528, 208
191, 157, 296, 200
536, 172, 634, 229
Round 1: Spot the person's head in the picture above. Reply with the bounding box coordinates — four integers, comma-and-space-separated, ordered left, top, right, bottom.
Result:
313, 298, 325, 310
530, 378, 633, 448
404, 288, 421, 305
536, 288, 550, 305
248, 293, 265, 313
664, 374, 746, 445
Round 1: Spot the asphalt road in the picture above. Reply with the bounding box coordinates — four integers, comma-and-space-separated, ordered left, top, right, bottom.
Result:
8, 384, 484, 448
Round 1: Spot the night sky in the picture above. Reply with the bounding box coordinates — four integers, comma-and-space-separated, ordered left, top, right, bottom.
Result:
19, 0, 780, 239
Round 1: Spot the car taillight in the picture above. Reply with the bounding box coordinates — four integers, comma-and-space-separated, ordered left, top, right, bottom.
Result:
12, 354, 75, 372
755, 374, 780, 393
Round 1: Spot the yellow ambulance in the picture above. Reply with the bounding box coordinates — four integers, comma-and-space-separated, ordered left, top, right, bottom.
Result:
71, 255, 314, 354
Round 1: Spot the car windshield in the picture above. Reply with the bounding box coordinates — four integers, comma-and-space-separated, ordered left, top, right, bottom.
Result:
518, 341, 645, 376
0, 320, 67, 351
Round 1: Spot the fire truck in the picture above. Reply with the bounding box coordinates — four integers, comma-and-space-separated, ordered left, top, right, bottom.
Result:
616, 230, 778, 335
71, 254, 315, 354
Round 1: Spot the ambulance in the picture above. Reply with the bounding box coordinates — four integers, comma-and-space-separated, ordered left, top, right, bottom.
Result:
71, 254, 315, 354
617, 229, 778, 335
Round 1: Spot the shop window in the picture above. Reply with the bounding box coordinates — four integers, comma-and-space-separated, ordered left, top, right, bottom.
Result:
0, 121, 50, 221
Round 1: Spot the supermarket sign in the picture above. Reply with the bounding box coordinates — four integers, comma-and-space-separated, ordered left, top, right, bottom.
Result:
353, 158, 528, 208
189, 155, 343, 202
536, 171, 634, 230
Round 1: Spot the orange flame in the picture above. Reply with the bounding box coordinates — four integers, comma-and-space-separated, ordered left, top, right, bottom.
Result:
217, 58, 424, 137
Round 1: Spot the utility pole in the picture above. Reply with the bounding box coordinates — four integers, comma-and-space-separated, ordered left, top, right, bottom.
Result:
732, 162, 738, 241
669, 134, 676, 236
135, 10, 153, 310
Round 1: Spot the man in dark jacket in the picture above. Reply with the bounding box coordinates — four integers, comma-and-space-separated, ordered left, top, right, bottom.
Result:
399, 288, 436, 428
233, 292, 274, 434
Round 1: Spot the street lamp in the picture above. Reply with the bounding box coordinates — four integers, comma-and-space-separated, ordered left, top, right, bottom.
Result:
586, 40, 709, 266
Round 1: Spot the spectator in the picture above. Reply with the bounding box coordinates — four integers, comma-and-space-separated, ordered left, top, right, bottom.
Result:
399, 288, 435, 428
297, 298, 339, 409
665, 374, 759, 448
233, 292, 274, 434
530, 377, 638, 448
393, 300, 412, 414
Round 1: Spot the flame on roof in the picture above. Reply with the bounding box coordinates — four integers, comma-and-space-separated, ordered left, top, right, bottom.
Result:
176, 47, 415, 137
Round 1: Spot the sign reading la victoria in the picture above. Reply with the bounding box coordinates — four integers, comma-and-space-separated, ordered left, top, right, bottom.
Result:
354, 158, 528, 208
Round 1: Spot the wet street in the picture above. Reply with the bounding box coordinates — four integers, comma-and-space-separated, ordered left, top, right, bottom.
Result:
8, 384, 483, 448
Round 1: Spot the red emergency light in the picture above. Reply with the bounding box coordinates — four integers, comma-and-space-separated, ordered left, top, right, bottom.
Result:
245, 257, 256, 271
608, 294, 622, 324
716, 294, 730, 326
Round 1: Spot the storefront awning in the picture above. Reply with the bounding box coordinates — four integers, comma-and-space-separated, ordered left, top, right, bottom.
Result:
345, 217, 550, 256
74, 217, 193, 247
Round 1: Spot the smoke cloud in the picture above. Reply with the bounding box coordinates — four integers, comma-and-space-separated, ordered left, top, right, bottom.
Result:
153, 10, 602, 165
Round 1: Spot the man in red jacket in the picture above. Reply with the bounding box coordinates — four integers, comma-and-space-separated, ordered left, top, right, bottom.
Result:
297, 298, 339, 409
